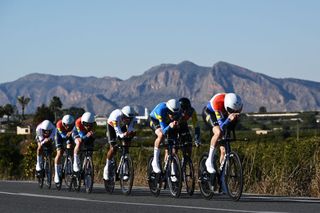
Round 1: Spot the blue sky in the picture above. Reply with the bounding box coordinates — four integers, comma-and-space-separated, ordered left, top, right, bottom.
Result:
1, 0, 319, 83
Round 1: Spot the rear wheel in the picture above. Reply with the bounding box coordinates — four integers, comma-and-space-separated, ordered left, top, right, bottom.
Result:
84, 157, 94, 193
167, 154, 182, 198
224, 151, 243, 201
119, 155, 134, 195
147, 155, 161, 197
182, 156, 195, 196
198, 153, 214, 200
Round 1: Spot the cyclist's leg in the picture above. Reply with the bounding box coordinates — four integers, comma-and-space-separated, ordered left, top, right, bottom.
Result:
202, 107, 221, 173
104, 124, 117, 180
150, 118, 163, 173
54, 134, 64, 183
36, 139, 43, 172
73, 137, 82, 172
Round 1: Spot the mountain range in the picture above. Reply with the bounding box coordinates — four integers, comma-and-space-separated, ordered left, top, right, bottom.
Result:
0, 61, 319, 115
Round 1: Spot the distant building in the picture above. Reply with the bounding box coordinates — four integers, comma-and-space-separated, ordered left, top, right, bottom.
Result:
136, 108, 149, 124
95, 116, 108, 126
17, 126, 31, 135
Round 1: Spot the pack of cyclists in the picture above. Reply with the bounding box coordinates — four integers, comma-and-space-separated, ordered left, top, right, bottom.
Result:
34, 92, 243, 194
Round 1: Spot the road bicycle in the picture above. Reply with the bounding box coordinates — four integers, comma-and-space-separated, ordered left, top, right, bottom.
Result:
198, 128, 243, 201
178, 131, 195, 196
55, 147, 73, 191
147, 136, 182, 198
104, 139, 135, 195
37, 145, 53, 189
72, 139, 94, 193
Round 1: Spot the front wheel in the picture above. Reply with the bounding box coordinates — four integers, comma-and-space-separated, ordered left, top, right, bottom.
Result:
181, 156, 195, 196
119, 155, 134, 195
83, 157, 94, 193
166, 154, 182, 198
147, 155, 162, 197
198, 153, 214, 200
224, 151, 243, 201
64, 155, 73, 191
44, 156, 52, 189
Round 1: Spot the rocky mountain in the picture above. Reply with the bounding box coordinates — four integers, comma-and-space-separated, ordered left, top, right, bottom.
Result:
0, 61, 319, 115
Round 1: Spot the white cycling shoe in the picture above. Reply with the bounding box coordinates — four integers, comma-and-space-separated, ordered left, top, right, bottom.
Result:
122, 175, 129, 181
35, 163, 42, 172
151, 159, 161, 174
73, 161, 80, 172
205, 158, 216, 174
54, 173, 60, 183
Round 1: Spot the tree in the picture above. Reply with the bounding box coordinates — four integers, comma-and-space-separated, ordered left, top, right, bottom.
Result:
2, 104, 15, 122
17, 96, 31, 120
49, 96, 63, 122
33, 104, 54, 125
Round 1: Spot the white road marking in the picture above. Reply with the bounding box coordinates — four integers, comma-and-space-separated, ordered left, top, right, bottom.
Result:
0, 191, 287, 213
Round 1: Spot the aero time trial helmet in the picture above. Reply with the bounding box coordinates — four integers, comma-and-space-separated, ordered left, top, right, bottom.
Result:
62, 114, 75, 126
81, 112, 95, 125
179, 97, 191, 111
121, 105, 135, 118
224, 93, 243, 113
166, 99, 181, 114
41, 120, 54, 135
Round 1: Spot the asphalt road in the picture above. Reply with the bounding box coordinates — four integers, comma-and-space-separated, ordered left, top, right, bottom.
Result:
0, 180, 319, 213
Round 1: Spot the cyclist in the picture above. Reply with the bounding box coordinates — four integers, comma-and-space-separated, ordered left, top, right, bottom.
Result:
54, 114, 75, 184
178, 97, 201, 156
103, 106, 137, 181
72, 112, 95, 172
149, 99, 181, 174
35, 120, 56, 174
202, 93, 243, 174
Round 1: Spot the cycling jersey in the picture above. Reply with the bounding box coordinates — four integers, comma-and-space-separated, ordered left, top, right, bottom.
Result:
205, 93, 231, 130
35, 121, 56, 143
56, 120, 72, 139
150, 102, 181, 135
55, 119, 73, 149
107, 109, 136, 139
179, 107, 200, 140
72, 117, 92, 139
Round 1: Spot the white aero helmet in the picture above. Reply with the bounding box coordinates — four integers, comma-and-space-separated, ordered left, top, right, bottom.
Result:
224, 93, 243, 113
41, 120, 54, 131
62, 114, 75, 126
81, 112, 95, 124
166, 99, 181, 114
121, 105, 135, 118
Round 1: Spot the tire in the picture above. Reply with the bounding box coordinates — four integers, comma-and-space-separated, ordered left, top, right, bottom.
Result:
84, 157, 94, 193
182, 156, 195, 196
198, 153, 214, 200
224, 151, 243, 201
119, 154, 134, 195
37, 165, 44, 189
166, 154, 182, 198
147, 155, 161, 197
64, 155, 73, 191
104, 159, 116, 194
44, 156, 52, 189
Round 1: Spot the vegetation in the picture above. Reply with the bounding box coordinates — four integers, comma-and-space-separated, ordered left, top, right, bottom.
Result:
0, 96, 319, 197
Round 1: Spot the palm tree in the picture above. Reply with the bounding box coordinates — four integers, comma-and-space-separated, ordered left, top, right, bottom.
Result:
17, 96, 31, 120
49, 96, 63, 122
